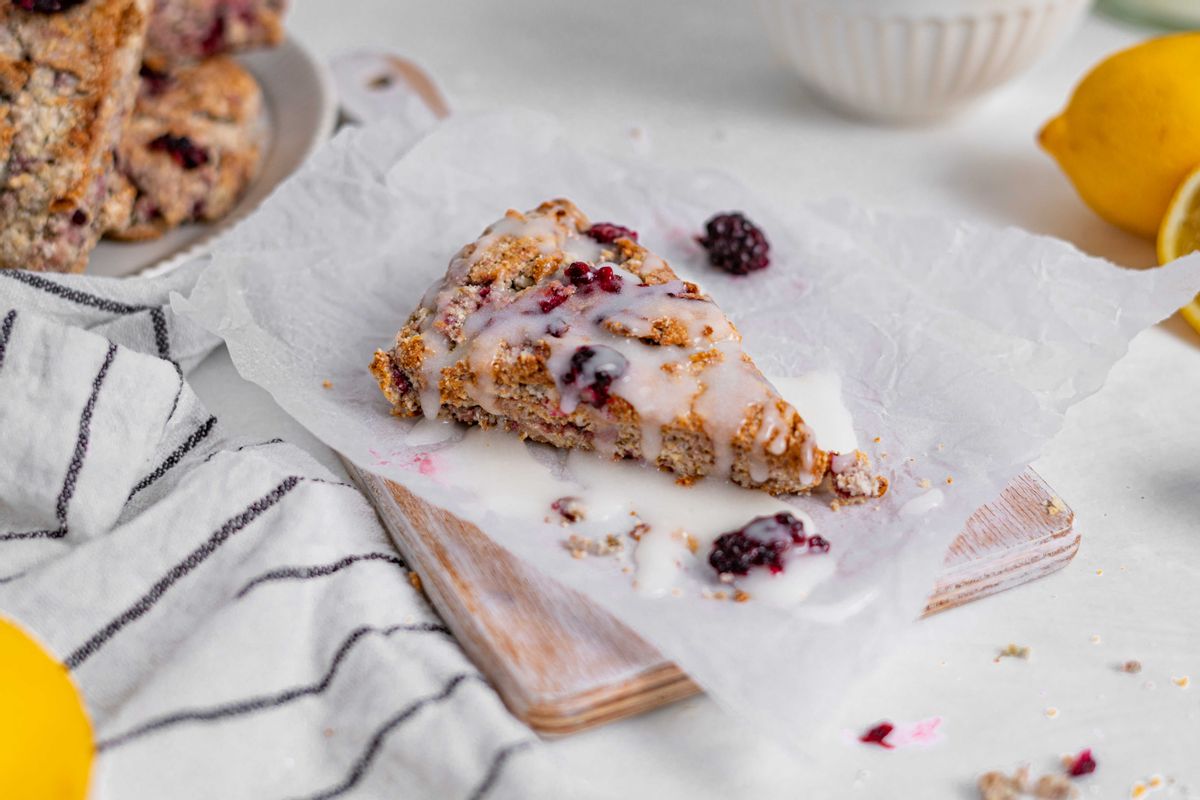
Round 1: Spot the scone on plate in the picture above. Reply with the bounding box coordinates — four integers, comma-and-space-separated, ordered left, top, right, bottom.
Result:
0, 0, 151, 272
105, 55, 264, 241
144, 0, 286, 68
372, 199, 886, 499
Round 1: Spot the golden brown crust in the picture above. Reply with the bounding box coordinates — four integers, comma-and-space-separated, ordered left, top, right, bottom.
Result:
0, 0, 151, 272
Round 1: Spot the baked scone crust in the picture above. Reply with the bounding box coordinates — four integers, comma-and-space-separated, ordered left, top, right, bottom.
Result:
0, 0, 151, 272
105, 55, 263, 241
373, 199, 887, 499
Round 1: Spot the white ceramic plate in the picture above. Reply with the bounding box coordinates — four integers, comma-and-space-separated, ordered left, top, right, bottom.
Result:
87, 38, 338, 278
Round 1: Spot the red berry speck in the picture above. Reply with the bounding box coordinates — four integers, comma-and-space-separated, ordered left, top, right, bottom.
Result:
1066, 749, 1096, 777
538, 283, 571, 313
859, 722, 894, 749
587, 222, 638, 244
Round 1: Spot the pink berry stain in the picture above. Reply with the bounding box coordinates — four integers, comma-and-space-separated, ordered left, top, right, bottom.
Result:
854, 717, 943, 750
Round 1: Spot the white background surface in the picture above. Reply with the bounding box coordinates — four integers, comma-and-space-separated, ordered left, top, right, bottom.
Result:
190, 3, 1200, 797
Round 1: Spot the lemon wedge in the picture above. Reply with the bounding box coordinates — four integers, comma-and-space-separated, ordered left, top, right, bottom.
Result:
1158, 162, 1200, 264
1157, 162, 1200, 335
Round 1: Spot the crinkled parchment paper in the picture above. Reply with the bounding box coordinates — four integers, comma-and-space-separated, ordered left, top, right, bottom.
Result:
177, 112, 1200, 740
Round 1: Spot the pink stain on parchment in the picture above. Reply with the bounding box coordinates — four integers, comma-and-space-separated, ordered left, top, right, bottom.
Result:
368, 447, 437, 475
845, 716, 944, 749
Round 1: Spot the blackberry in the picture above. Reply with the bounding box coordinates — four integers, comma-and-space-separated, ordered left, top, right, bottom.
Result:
698, 212, 770, 275
561, 345, 627, 407
148, 134, 210, 170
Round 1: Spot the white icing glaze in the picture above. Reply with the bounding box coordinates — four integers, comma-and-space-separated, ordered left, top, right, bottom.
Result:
432, 423, 836, 605
900, 489, 944, 517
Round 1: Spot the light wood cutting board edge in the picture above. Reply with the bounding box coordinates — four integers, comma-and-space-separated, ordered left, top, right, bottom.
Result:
344, 457, 1077, 735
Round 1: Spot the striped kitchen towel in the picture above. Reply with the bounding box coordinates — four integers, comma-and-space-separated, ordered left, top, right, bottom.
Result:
0, 267, 565, 799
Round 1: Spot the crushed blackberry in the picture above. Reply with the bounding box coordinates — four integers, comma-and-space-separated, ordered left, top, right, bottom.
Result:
70, 209, 88, 226
708, 512, 815, 575
859, 722, 895, 748
148, 134, 210, 170
539, 283, 571, 313
698, 212, 770, 275
561, 345, 627, 407
807, 535, 830, 553
1066, 749, 1096, 777
586, 222, 638, 244
13, 0, 86, 12
709, 531, 789, 575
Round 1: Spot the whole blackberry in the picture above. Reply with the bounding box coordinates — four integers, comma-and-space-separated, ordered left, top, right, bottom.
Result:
698, 212, 770, 274
13, 0, 86, 12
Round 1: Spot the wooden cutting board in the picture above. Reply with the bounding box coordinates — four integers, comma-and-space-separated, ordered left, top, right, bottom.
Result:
343, 462, 1076, 735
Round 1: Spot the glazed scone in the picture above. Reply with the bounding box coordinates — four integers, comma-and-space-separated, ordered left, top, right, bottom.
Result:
0, 0, 151, 273
372, 199, 887, 499
144, 0, 286, 68
105, 56, 264, 241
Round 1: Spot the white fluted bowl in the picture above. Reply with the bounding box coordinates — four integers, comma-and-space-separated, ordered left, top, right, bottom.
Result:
758, 0, 1093, 122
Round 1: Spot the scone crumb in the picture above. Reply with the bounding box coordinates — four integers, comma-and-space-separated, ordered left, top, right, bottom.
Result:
1090, 634, 1102, 644
408, 572, 423, 593
565, 534, 624, 558
917, 478, 932, 489
1172, 675, 1190, 689
551, 496, 586, 523
829, 499, 843, 511
873, 436, 881, 443
946, 476, 954, 485
1131, 782, 1147, 799
1045, 496, 1066, 516
733, 589, 750, 602
670, 587, 683, 597
1031, 774, 1077, 799
978, 766, 1029, 799
1044, 707, 1059, 718
997, 643, 1031, 661
1121, 660, 1142, 674
322, 380, 333, 389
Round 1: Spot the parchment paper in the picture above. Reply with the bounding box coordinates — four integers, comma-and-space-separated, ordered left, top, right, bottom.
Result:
177, 111, 1200, 740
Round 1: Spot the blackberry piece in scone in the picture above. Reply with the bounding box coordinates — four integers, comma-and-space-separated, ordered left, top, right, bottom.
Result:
105, 56, 263, 241
0, 0, 151, 272
371, 199, 887, 499
144, 0, 286, 68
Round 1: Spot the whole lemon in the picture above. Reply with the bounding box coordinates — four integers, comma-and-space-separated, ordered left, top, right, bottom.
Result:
1039, 32, 1200, 239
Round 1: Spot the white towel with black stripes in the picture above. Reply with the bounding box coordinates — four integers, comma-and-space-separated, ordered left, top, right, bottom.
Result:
0, 265, 570, 800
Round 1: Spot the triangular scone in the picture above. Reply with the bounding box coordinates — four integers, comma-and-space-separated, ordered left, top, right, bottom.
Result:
371, 199, 885, 499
